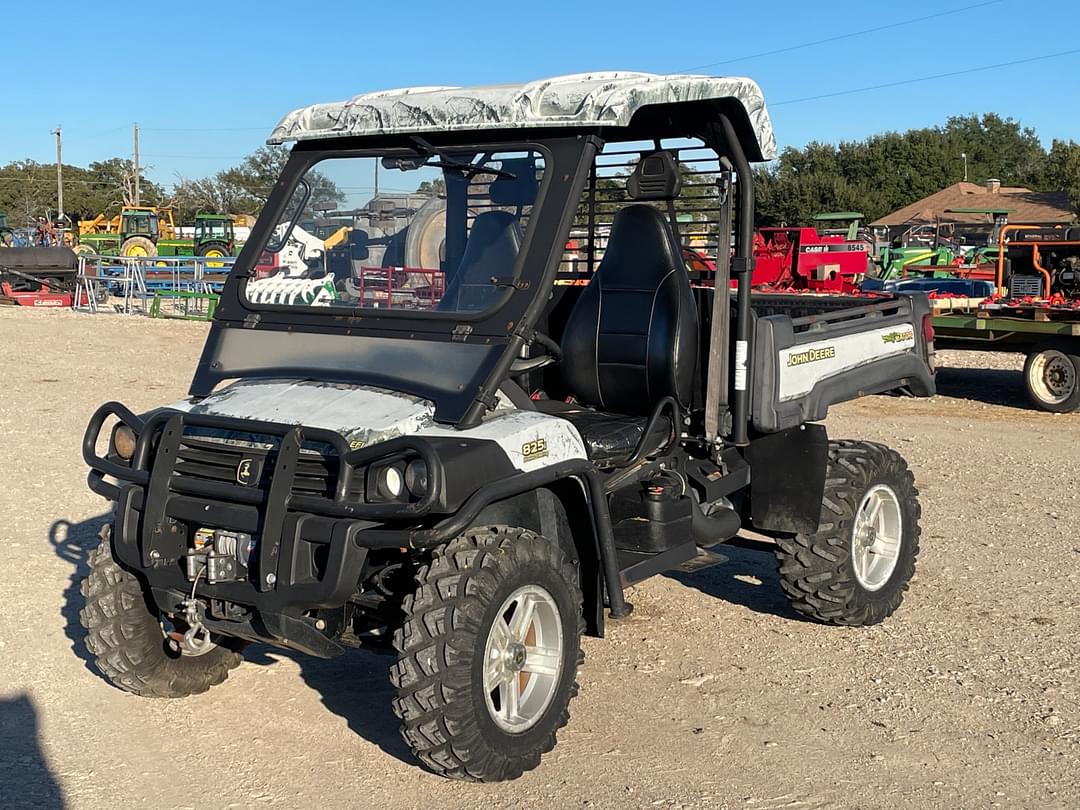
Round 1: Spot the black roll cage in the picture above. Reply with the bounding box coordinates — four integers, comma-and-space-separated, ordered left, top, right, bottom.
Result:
196, 108, 759, 440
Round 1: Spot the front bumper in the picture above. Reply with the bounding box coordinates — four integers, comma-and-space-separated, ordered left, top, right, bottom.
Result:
83, 403, 448, 655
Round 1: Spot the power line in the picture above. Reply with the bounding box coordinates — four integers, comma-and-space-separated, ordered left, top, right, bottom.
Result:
771, 47, 1080, 106
139, 126, 268, 133
678, 0, 1005, 71
140, 154, 249, 160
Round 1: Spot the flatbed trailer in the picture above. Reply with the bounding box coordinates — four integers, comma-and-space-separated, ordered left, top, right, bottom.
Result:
931, 298, 1080, 411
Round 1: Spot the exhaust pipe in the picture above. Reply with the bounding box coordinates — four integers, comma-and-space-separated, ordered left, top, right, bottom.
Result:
689, 496, 741, 545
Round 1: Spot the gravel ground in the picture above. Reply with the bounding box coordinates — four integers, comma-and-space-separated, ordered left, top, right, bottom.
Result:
1, 308, 1078, 810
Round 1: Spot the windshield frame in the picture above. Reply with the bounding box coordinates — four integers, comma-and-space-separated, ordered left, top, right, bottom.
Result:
232, 139, 555, 325
194, 132, 596, 427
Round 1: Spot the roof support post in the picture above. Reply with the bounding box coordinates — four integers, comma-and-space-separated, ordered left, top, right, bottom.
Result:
716, 114, 755, 446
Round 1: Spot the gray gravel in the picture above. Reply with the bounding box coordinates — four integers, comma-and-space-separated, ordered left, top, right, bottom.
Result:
1, 309, 1078, 809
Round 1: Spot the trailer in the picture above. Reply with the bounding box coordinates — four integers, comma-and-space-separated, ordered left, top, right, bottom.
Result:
932, 299, 1080, 412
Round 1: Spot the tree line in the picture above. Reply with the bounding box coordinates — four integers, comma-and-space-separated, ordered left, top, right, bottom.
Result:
1, 114, 1077, 229
754, 114, 1080, 226
0, 146, 341, 226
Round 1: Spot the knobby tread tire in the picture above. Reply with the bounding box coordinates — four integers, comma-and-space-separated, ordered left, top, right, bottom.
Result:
774, 441, 921, 626
79, 527, 242, 698
390, 526, 584, 782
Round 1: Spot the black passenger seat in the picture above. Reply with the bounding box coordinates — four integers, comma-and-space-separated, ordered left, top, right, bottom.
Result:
541, 152, 699, 465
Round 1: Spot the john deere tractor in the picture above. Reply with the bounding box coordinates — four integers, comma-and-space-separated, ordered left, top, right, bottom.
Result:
189, 213, 236, 258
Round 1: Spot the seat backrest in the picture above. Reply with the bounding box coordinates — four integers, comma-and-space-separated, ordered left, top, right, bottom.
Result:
437, 210, 522, 312
560, 204, 699, 415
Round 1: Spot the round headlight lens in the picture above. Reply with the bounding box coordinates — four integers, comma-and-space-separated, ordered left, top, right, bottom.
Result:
112, 424, 137, 460
380, 465, 405, 499
404, 459, 429, 497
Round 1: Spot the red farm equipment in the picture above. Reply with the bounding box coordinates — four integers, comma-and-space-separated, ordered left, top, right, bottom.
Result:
751, 221, 873, 294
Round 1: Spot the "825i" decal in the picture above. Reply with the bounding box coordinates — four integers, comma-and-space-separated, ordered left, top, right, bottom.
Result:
521, 438, 548, 461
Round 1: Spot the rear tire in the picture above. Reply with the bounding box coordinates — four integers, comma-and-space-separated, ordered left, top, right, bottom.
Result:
775, 441, 920, 626
120, 236, 157, 258
79, 528, 243, 698
390, 526, 584, 782
1024, 344, 1080, 413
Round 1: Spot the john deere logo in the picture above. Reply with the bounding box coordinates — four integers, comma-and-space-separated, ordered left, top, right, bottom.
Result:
787, 346, 836, 367
236, 458, 255, 486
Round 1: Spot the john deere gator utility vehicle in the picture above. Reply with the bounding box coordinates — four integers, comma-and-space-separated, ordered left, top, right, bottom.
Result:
80, 72, 935, 782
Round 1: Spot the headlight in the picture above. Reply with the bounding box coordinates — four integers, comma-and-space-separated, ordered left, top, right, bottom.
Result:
111, 424, 137, 460
404, 459, 429, 497
376, 465, 405, 500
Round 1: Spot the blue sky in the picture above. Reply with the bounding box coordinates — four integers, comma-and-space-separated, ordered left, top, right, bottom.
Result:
6, 0, 1078, 192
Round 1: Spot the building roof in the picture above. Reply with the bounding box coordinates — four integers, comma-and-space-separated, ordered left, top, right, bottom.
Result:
268, 72, 776, 161
872, 182, 1075, 227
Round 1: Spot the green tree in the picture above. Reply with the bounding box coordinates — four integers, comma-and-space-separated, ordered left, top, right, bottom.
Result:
1039, 140, 1080, 213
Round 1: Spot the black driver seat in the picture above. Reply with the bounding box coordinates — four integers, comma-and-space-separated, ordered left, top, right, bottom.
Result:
542, 197, 699, 465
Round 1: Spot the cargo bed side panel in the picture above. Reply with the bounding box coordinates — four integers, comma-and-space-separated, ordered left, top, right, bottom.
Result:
752, 295, 935, 432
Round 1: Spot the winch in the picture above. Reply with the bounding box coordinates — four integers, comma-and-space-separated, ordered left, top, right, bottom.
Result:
185, 528, 256, 584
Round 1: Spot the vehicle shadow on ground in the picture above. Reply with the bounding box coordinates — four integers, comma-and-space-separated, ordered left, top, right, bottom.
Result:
48, 513, 112, 674
667, 541, 804, 621
245, 646, 413, 765
931, 365, 1029, 409
0, 694, 66, 809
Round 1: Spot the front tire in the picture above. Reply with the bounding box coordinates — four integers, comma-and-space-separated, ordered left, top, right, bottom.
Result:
775, 441, 920, 626
1024, 344, 1080, 413
390, 526, 584, 782
79, 529, 243, 698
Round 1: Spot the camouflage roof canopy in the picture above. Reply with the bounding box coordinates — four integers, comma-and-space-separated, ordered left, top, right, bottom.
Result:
268, 72, 776, 161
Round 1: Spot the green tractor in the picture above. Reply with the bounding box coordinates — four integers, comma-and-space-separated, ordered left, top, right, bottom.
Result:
76, 207, 168, 258
877, 208, 1007, 280
189, 213, 236, 259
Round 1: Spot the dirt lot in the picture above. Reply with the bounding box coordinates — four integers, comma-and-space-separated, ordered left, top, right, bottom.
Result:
1, 308, 1078, 810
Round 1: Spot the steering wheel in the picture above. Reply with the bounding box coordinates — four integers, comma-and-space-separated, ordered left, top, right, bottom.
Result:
510, 331, 562, 374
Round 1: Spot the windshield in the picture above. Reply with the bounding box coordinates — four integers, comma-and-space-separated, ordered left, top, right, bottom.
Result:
245, 149, 545, 314
196, 220, 229, 239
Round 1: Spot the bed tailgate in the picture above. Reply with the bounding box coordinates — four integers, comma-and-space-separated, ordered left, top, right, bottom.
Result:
751, 294, 936, 432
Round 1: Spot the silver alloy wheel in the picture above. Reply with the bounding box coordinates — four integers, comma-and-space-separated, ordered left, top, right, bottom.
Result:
851, 484, 903, 592
1030, 349, 1075, 405
482, 584, 564, 733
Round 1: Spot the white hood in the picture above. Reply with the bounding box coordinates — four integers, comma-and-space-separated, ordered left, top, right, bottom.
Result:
169, 379, 436, 449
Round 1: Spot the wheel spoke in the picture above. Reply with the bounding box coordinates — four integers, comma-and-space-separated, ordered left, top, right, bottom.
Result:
508, 593, 537, 642
484, 653, 505, 692
489, 615, 512, 650
523, 646, 560, 677
867, 495, 885, 529
499, 675, 521, 723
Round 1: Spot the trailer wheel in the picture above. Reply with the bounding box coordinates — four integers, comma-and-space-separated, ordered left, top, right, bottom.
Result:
120, 236, 157, 258
775, 441, 920, 626
390, 526, 584, 782
1024, 344, 1080, 413
79, 527, 243, 698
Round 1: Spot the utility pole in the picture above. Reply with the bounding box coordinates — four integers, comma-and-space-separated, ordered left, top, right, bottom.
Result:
133, 122, 140, 206
52, 126, 63, 221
